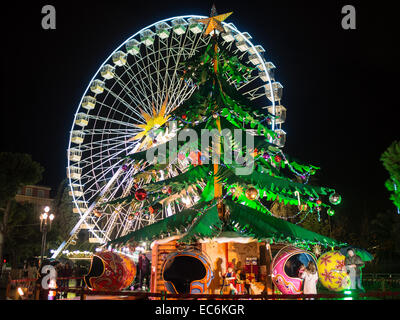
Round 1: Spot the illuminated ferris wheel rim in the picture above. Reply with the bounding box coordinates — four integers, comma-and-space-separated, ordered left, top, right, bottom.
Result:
69, 14, 277, 142
60, 14, 283, 257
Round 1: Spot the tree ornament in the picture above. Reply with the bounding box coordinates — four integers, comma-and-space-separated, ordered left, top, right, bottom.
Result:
178, 152, 186, 160
149, 206, 155, 215
274, 155, 282, 163
93, 209, 102, 218
162, 186, 169, 194
262, 153, 270, 160
298, 203, 308, 212
127, 214, 134, 221
329, 192, 342, 205
134, 189, 148, 201
213, 113, 218, 118
327, 208, 335, 216
316, 199, 322, 205
245, 187, 259, 200
122, 164, 128, 171
182, 114, 187, 120
167, 187, 172, 194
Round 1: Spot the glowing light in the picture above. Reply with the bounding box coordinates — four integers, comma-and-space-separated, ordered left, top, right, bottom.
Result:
17, 287, 24, 296
44, 206, 50, 213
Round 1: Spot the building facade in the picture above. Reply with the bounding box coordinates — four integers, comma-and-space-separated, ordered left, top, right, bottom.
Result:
15, 185, 53, 215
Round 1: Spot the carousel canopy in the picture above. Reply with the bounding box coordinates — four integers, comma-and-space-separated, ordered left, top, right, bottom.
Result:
108, 199, 346, 248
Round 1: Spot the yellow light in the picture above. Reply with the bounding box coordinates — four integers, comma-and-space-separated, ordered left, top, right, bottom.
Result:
17, 287, 24, 296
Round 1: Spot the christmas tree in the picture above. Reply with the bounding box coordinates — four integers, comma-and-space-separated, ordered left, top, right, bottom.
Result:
105, 9, 344, 249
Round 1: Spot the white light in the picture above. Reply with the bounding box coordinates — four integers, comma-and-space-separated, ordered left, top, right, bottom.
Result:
49, 214, 55, 221
44, 206, 50, 213
17, 287, 24, 296
42, 213, 48, 220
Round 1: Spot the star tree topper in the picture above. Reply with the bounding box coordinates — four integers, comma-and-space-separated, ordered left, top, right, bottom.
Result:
195, 5, 233, 36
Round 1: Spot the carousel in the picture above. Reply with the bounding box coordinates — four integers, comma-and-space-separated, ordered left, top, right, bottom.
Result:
84, 199, 351, 296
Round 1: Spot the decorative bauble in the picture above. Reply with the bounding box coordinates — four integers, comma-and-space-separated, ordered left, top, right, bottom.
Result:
329, 192, 342, 205
121, 164, 128, 171
274, 155, 282, 163
271, 246, 318, 295
127, 214, 134, 221
245, 187, 259, 200
327, 208, 335, 216
262, 153, 270, 160
135, 189, 147, 201
162, 250, 213, 294
298, 203, 308, 212
167, 187, 172, 194
162, 186, 169, 194
93, 209, 102, 218
316, 199, 322, 205
317, 251, 351, 292
212, 113, 218, 119
178, 152, 186, 160
182, 115, 187, 120
84, 251, 136, 291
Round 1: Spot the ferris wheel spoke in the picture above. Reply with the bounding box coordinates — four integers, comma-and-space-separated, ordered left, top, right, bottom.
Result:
101, 88, 148, 125
104, 77, 149, 120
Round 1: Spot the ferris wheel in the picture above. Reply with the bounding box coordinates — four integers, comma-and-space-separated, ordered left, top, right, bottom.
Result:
52, 14, 286, 258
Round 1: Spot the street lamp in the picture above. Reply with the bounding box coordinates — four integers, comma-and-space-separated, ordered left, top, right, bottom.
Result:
39, 206, 54, 267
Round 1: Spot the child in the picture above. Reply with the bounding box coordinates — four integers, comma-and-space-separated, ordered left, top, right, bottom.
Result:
301, 261, 318, 298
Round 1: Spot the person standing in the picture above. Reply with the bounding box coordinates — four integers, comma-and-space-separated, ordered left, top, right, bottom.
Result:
300, 261, 319, 299
345, 248, 365, 292
137, 253, 150, 290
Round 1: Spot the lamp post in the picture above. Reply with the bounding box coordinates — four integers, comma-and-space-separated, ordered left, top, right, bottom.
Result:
39, 206, 54, 267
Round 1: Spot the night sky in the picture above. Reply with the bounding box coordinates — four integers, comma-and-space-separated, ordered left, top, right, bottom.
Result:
1, 1, 398, 230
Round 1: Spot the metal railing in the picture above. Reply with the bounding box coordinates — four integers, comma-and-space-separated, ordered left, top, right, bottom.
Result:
5, 275, 400, 300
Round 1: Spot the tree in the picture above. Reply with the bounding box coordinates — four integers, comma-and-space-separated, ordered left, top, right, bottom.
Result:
49, 179, 77, 246
3, 201, 42, 268
103, 15, 342, 249
381, 140, 400, 212
0, 152, 44, 273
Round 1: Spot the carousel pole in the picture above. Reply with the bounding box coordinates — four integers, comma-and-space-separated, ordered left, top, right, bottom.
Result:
265, 243, 273, 294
